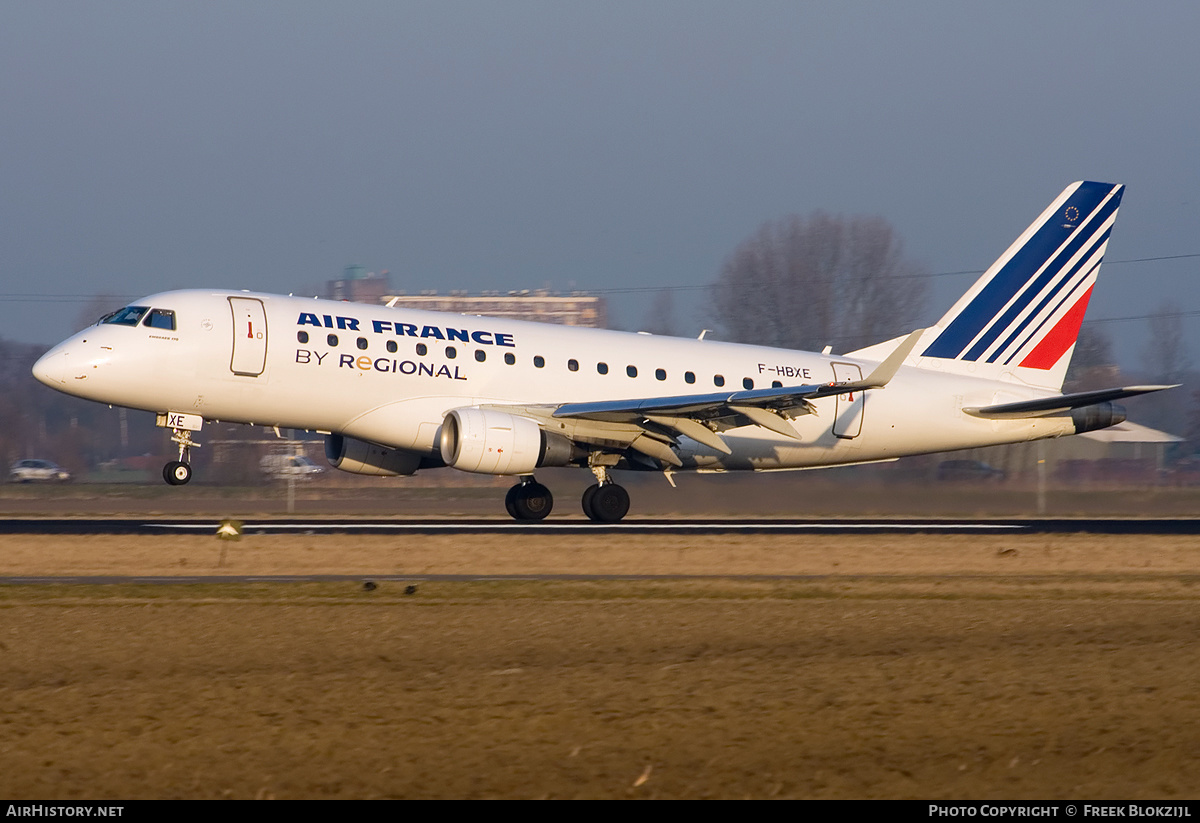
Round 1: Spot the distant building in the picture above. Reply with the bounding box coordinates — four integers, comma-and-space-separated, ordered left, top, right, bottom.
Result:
382, 289, 607, 328
323, 264, 608, 327
326, 265, 392, 304
953, 420, 1183, 484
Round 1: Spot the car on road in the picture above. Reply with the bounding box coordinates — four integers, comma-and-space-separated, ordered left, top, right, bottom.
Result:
9, 459, 71, 483
259, 454, 325, 479
935, 459, 1007, 482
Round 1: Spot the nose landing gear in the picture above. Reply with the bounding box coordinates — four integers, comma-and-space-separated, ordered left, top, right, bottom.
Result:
163, 460, 192, 485
162, 425, 200, 486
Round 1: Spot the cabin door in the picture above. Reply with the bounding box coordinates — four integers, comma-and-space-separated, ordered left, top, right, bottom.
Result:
229, 297, 268, 376
831, 363, 864, 438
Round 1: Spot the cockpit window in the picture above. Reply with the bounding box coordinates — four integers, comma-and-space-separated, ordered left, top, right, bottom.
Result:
102, 306, 149, 326
143, 308, 176, 330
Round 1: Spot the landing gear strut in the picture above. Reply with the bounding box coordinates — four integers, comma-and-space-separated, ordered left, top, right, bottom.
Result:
581, 464, 630, 523
505, 477, 553, 520
163, 426, 199, 486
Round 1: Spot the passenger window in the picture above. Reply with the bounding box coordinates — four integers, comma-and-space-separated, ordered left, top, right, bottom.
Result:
446, 346, 457, 359
143, 308, 176, 330
386, 340, 398, 353
416, 343, 427, 356
568, 359, 579, 372
714, 375, 725, 387
504, 353, 516, 365
684, 371, 696, 384
597, 362, 609, 375
357, 337, 368, 350
327, 334, 338, 347
772, 380, 782, 388
475, 350, 486, 362
297, 331, 309, 344
103, 306, 149, 327
626, 365, 638, 378
534, 355, 545, 368
655, 368, 666, 381
743, 378, 754, 390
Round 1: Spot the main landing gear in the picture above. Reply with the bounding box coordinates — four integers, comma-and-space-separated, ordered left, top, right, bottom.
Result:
504, 466, 631, 523
581, 481, 630, 523
505, 478, 553, 520
163, 426, 199, 486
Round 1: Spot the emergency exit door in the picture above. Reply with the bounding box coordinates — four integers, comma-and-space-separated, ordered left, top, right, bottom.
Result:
229, 297, 268, 376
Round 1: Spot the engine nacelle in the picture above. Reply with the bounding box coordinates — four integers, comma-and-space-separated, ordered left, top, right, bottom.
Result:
1071, 402, 1126, 434
324, 434, 422, 476
439, 408, 574, 475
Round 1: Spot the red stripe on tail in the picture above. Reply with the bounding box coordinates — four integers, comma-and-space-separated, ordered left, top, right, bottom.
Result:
1018, 286, 1093, 370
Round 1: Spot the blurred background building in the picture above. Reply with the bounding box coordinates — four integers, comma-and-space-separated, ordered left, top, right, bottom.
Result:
324, 264, 607, 328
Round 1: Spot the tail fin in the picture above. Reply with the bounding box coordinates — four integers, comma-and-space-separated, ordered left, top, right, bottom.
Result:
917, 181, 1124, 391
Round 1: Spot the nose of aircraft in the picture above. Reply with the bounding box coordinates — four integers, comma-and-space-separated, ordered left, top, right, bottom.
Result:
32, 345, 66, 387
32, 333, 123, 402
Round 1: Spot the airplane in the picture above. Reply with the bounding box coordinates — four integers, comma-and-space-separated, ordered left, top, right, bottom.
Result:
32, 181, 1174, 522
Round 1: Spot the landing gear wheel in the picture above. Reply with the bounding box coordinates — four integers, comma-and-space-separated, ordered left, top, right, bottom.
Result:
504, 484, 521, 519
508, 482, 553, 521
163, 461, 192, 486
584, 483, 629, 523
581, 483, 600, 519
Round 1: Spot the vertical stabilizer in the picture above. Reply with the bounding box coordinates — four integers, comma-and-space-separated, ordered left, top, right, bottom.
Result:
916, 181, 1123, 391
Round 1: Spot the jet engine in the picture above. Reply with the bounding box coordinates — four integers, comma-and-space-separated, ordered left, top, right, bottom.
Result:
439, 408, 574, 475
324, 434, 422, 476
1071, 402, 1126, 434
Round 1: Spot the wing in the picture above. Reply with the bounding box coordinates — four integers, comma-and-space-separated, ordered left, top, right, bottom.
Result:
483, 329, 924, 467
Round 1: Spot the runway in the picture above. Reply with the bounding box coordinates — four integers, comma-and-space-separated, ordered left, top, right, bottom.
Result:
1, 516, 1199, 535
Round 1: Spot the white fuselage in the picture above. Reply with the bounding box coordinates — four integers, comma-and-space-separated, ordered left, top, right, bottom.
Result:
33, 289, 1075, 473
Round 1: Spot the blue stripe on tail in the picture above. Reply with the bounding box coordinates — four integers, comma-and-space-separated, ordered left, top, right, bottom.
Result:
922, 182, 1123, 361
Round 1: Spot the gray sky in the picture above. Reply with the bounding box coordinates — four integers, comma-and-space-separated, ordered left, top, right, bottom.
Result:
3, 1, 1197, 370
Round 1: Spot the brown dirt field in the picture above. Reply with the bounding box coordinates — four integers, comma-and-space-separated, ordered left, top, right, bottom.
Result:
2, 532, 1200, 799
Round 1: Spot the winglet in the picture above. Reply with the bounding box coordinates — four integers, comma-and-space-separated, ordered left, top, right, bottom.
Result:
850, 328, 925, 391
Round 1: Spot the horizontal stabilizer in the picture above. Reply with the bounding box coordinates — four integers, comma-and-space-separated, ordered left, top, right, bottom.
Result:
963, 385, 1177, 419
